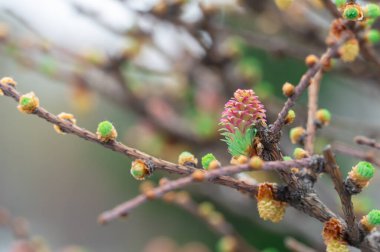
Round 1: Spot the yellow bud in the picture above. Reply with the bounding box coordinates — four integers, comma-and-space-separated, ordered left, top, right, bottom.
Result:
178, 151, 198, 167
282, 82, 295, 97
316, 109, 331, 126
0, 77, 17, 87
284, 110, 296, 125
275, 0, 293, 10
322, 218, 346, 249
208, 159, 221, 170
289, 127, 305, 144
53, 113, 76, 134
250, 156, 264, 170
293, 148, 309, 159
230, 155, 248, 165
339, 39, 359, 62
18, 92, 39, 114
325, 240, 349, 252
256, 183, 287, 223
130, 159, 152, 180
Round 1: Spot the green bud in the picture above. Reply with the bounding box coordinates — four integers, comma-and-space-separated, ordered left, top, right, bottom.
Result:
335, 0, 346, 8
356, 161, 375, 179
202, 153, 217, 170
18, 92, 39, 114
367, 30, 380, 44
344, 6, 360, 20
367, 209, 380, 225
20, 97, 32, 107
316, 108, 332, 125
367, 18, 376, 26
96, 120, 117, 142
130, 159, 151, 180
365, 4, 380, 19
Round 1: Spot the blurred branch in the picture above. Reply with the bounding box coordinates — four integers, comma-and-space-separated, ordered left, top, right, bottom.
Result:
333, 142, 380, 167
284, 237, 317, 252
355, 135, 380, 150
145, 186, 259, 252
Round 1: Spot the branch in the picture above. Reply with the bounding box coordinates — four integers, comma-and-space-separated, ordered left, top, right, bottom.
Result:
0, 81, 256, 193
99, 157, 321, 224
0, 72, 347, 250
323, 145, 360, 244
355, 135, 380, 150
270, 33, 350, 136
333, 142, 380, 167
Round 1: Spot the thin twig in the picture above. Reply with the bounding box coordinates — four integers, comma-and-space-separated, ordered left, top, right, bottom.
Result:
333, 142, 380, 167
284, 237, 317, 252
305, 70, 322, 154
323, 145, 360, 244
355, 136, 380, 150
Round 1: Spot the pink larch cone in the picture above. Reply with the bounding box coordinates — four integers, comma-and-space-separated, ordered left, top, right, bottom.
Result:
220, 89, 266, 134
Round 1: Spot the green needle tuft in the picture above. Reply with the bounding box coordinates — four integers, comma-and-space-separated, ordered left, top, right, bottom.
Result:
367, 209, 380, 225
344, 7, 359, 20
202, 153, 217, 170
356, 161, 375, 179
97, 121, 114, 137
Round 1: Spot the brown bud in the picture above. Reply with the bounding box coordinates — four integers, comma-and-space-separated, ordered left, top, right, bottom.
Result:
162, 192, 176, 202
282, 82, 295, 97
145, 190, 156, 200
305, 54, 319, 67
192, 170, 206, 182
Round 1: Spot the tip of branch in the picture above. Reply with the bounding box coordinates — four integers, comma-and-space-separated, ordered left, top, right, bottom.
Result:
354, 136, 367, 145
323, 144, 332, 152
97, 215, 108, 225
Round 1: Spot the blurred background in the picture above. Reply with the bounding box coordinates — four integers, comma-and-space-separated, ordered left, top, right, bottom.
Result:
0, 0, 380, 251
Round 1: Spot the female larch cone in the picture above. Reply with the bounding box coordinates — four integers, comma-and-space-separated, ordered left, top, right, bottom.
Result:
220, 89, 266, 157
